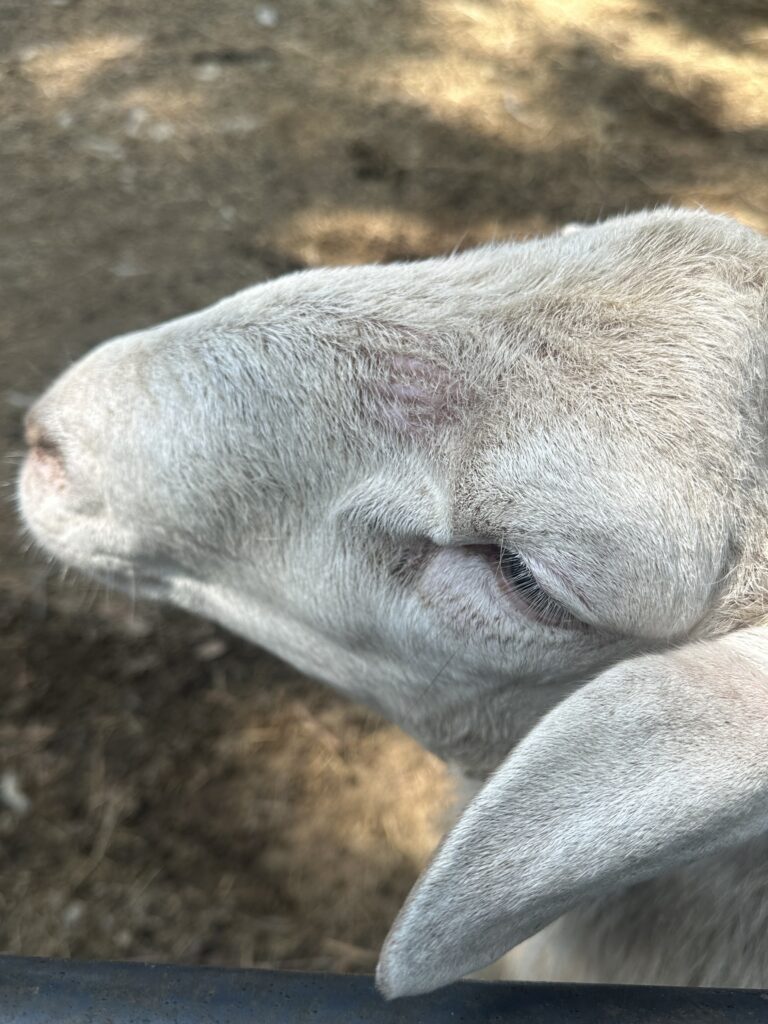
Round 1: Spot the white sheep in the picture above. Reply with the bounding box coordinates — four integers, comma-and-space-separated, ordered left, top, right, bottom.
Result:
18, 207, 768, 997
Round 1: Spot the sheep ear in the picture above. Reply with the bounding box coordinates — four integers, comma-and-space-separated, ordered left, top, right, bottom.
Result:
377, 628, 768, 998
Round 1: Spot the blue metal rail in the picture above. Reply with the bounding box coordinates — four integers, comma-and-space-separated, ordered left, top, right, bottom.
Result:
0, 955, 767, 1023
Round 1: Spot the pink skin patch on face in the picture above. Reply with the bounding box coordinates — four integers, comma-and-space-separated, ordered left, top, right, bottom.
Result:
376, 354, 464, 433
27, 443, 67, 491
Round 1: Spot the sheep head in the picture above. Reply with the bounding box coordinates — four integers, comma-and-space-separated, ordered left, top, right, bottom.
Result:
18, 208, 768, 993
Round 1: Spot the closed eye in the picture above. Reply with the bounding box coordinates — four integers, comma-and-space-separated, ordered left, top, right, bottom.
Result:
484, 546, 587, 630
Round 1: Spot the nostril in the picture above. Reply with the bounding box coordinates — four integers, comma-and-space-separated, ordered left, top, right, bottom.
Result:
24, 412, 59, 454
24, 412, 67, 487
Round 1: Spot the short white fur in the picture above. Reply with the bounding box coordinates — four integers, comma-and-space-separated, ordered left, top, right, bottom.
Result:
18, 208, 768, 997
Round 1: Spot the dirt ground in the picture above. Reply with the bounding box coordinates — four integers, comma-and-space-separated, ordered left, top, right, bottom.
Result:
1, 0, 767, 973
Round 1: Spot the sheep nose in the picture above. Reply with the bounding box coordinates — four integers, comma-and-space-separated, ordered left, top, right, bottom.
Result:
24, 409, 67, 487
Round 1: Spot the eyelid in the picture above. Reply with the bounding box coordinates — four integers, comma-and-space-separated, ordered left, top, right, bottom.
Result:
492, 549, 580, 629
523, 554, 594, 621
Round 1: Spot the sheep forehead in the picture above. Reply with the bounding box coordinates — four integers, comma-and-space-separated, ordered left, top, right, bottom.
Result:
187, 208, 765, 498
204, 207, 765, 423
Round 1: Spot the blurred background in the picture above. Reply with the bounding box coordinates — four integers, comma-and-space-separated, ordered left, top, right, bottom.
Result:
1, 0, 766, 973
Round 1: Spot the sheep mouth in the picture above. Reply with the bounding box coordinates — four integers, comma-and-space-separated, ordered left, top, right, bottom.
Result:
19, 469, 189, 602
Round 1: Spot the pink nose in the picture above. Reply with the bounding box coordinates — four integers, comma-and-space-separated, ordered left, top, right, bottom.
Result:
24, 411, 67, 488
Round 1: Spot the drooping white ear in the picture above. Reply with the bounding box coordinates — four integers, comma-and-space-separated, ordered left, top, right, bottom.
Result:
377, 628, 768, 998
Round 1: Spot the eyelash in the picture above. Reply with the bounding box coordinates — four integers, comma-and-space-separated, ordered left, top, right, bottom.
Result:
492, 547, 581, 630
